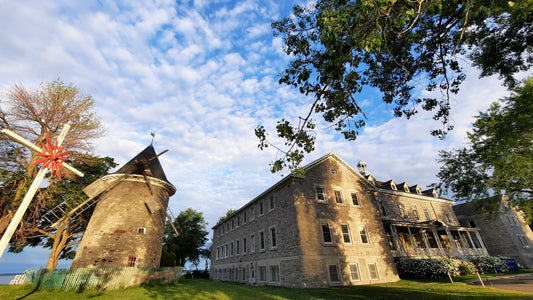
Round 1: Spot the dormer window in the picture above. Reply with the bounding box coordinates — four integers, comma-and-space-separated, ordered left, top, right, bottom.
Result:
416, 186, 422, 195
433, 189, 439, 198
391, 182, 397, 191
367, 176, 375, 185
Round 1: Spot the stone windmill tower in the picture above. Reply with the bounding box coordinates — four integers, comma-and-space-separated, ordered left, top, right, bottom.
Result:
71, 145, 176, 269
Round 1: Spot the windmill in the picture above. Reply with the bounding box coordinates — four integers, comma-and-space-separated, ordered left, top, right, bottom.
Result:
70, 145, 177, 269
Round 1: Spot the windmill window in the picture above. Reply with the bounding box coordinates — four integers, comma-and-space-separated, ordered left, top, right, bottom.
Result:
138, 227, 146, 234
126, 255, 138, 268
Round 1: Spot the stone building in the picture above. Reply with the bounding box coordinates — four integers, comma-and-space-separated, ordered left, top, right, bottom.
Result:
71, 145, 176, 269
454, 197, 533, 268
209, 153, 487, 288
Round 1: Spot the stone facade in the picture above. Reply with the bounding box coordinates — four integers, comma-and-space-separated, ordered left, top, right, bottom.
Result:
71, 146, 176, 269
210, 153, 488, 288
454, 198, 533, 268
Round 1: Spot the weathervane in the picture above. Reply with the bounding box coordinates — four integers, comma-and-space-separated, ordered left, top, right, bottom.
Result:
0, 122, 84, 260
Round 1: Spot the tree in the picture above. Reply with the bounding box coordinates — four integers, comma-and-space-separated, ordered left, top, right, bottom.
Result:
436, 78, 532, 219
160, 208, 209, 268
217, 209, 236, 224
0, 79, 104, 262
256, 0, 532, 173
9, 155, 117, 269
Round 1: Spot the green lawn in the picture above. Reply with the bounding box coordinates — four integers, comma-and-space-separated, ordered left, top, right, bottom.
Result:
1, 278, 532, 300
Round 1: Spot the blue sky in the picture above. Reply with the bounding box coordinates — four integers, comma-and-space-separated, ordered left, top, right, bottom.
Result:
0, 0, 514, 273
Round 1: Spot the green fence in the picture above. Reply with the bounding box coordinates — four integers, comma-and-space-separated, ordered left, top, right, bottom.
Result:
24, 266, 184, 291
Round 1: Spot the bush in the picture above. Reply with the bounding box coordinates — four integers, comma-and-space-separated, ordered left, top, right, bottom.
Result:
396, 256, 508, 279
396, 258, 461, 279
467, 256, 509, 274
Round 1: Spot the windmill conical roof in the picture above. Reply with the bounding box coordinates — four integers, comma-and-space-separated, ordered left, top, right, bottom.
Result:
114, 145, 170, 184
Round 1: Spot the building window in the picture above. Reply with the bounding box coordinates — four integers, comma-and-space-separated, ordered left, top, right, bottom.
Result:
250, 234, 256, 253
468, 220, 477, 228
251, 206, 255, 220
237, 216, 240, 227
379, 202, 387, 217
225, 244, 229, 258
243, 237, 247, 253
349, 263, 361, 281
232, 219, 235, 229
391, 182, 397, 191
258, 266, 267, 282
230, 242, 234, 256
315, 185, 326, 202
243, 211, 247, 224
518, 235, 530, 248
334, 189, 344, 204
341, 224, 352, 244
368, 263, 380, 280
322, 223, 333, 244
259, 201, 264, 216
137, 227, 146, 234
330, 168, 336, 174
269, 195, 275, 210
126, 255, 138, 268
270, 226, 277, 248
328, 264, 340, 282
359, 225, 370, 244
351, 192, 360, 206
412, 206, 420, 220
236, 240, 240, 255
398, 204, 406, 219
259, 231, 265, 250
270, 265, 280, 282
424, 208, 431, 220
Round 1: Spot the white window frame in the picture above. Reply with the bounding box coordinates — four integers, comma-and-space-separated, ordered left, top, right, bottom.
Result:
341, 224, 352, 244
334, 189, 344, 204
250, 234, 256, 253
424, 208, 431, 220
359, 225, 370, 244
368, 263, 380, 280
349, 263, 361, 281
270, 265, 280, 283
351, 192, 360, 207
269, 226, 277, 249
412, 205, 420, 220
321, 222, 334, 244
315, 185, 326, 203
258, 266, 267, 282
259, 230, 265, 251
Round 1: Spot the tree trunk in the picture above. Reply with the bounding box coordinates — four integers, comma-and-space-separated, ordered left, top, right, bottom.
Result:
45, 220, 69, 269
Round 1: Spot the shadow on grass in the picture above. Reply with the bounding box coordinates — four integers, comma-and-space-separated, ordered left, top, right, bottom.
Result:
140, 279, 533, 300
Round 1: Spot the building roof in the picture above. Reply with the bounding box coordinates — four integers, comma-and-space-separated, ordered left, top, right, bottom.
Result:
114, 145, 170, 184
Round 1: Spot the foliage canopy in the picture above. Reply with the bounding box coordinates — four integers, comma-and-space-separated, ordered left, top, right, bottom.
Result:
436, 78, 532, 218
256, 0, 532, 173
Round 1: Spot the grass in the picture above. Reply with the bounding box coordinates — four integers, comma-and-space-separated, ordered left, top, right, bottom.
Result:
1, 277, 532, 300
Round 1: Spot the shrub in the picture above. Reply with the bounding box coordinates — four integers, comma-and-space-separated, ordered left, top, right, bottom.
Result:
396, 258, 461, 279
467, 256, 509, 274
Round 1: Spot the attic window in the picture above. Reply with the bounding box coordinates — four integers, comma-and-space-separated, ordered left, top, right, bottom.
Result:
391, 182, 397, 191
138, 227, 146, 234
404, 184, 409, 193
416, 186, 422, 195
331, 168, 337, 174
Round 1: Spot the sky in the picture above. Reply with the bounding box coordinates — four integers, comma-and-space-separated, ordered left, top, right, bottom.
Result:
0, 0, 516, 273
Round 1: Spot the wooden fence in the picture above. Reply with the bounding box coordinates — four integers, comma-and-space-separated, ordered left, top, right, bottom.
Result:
24, 266, 184, 291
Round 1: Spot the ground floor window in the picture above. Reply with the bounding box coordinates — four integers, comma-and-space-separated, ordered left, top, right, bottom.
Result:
328, 264, 340, 282
349, 263, 360, 281
368, 263, 380, 280
258, 266, 267, 281
270, 265, 280, 282
126, 255, 138, 268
